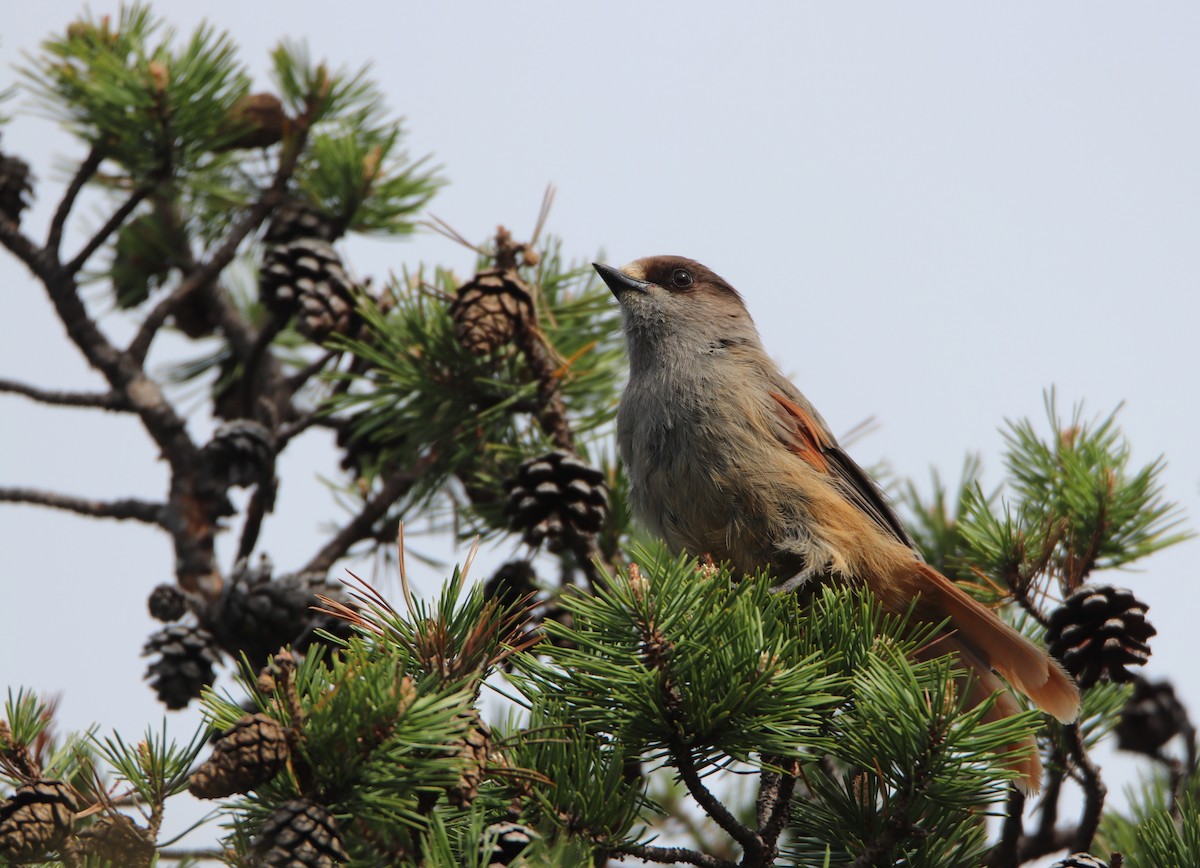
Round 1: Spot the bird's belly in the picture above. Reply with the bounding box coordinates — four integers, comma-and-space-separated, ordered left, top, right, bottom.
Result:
621, 399, 780, 574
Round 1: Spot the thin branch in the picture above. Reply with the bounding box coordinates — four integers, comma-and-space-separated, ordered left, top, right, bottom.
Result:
1066, 723, 1106, 853
0, 215, 51, 281
756, 758, 798, 858
849, 792, 917, 868
667, 734, 760, 859
47, 148, 103, 256
275, 410, 341, 450
128, 117, 315, 365
1033, 745, 1065, 850
65, 184, 151, 276
0, 378, 130, 411
283, 347, 338, 393
236, 481, 275, 562
985, 787, 1025, 868
1011, 825, 1078, 864
614, 842, 736, 868
301, 468, 421, 574
0, 486, 166, 525
515, 321, 574, 453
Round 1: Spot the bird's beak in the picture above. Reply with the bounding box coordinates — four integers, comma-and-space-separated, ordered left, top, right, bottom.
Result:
593, 262, 650, 298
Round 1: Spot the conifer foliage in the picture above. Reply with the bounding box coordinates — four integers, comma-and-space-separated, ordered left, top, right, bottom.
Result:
0, 6, 1196, 866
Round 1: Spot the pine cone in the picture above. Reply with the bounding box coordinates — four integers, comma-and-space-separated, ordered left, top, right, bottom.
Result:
481, 821, 538, 867
1046, 585, 1156, 689
1116, 676, 1188, 757
482, 561, 537, 611
449, 269, 534, 356
264, 198, 336, 245
203, 419, 276, 489
143, 624, 221, 709
448, 713, 493, 808
505, 452, 608, 552
260, 239, 357, 341
0, 779, 78, 861
219, 92, 288, 151
148, 583, 189, 622
189, 713, 288, 799
0, 152, 33, 224
211, 561, 352, 665
253, 799, 348, 868
1048, 855, 1108, 868
76, 812, 156, 868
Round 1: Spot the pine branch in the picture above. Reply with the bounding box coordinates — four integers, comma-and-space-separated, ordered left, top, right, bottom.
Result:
1067, 723, 1106, 852
301, 465, 423, 574
614, 842, 736, 868
65, 182, 151, 275
236, 480, 275, 561
0, 214, 52, 281
666, 733, 760, 859
127, 113, 316, 365
0, 486, 166, 524
755, 759, 797, 859
849, 791, 918, 868
0, 378, 130, 411
47, 147, 102, 256
515, 322, 574, 453
986, 788, 1025, 868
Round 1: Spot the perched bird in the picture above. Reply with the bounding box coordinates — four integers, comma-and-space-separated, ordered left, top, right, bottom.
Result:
594, 255, 1079, 793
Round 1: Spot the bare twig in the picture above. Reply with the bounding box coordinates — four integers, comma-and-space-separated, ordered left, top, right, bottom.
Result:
0, 486, 166, 525
1066, 724, 1106, 853
65, 184, 151, 276
985, 787, 1025, 868
275, 410, 341, 450
301, 468, 422, 575
47, 147, 102, 256
614, 842, 736, 868
128, 116, 316, 364
0, 216, 51, 280
236, 480, 276, 561
514, 321, 574, 453
0, 378, 130, 411
756, 757, 798, 858
667, 734, 761, 860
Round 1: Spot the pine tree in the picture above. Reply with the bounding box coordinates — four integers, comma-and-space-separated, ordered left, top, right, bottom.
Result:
1, 6, 1196, 866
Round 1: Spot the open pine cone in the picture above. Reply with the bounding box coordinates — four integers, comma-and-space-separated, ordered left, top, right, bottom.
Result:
1046, 585, 1155, 689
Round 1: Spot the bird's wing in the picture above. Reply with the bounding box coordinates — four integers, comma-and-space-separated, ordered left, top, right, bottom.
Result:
768, 390, 918, 550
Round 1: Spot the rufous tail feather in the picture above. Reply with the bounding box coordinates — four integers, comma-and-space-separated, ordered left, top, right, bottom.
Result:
909, 563, 1081, 795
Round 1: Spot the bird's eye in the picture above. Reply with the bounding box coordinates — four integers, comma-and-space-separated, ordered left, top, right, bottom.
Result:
670, 269, 693, 288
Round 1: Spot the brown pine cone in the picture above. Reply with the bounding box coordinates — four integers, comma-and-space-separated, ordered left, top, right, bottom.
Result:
1115, 676, 1188, 757
505, 451, 608, 552
75, 811, 156, 868
202, 419, 276, 489
0, 779, 78, 861
260, 239, 357, 343
1046, 585, 1156, 689
219, 92, 288, 151
264, 198, 336, 245
253, 799, 349, 868
189, 713, 289, 799
143, 624, 221, 709
450, 269, 534, 356
481, 821, 539, 866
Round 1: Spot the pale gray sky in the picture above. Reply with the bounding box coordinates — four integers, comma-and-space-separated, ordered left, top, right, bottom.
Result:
2, 1, 1198, 858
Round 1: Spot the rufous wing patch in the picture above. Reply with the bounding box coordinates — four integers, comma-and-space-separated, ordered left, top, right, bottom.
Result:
769, 391, 832, 473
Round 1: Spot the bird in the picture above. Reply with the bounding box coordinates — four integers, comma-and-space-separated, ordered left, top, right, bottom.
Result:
593, 255, 1080, 794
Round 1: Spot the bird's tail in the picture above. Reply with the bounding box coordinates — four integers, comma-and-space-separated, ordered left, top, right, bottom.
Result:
911, 563, 1080, 795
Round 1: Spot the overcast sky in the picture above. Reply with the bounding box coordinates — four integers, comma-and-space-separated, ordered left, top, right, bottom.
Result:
2, 2, 1198, 860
